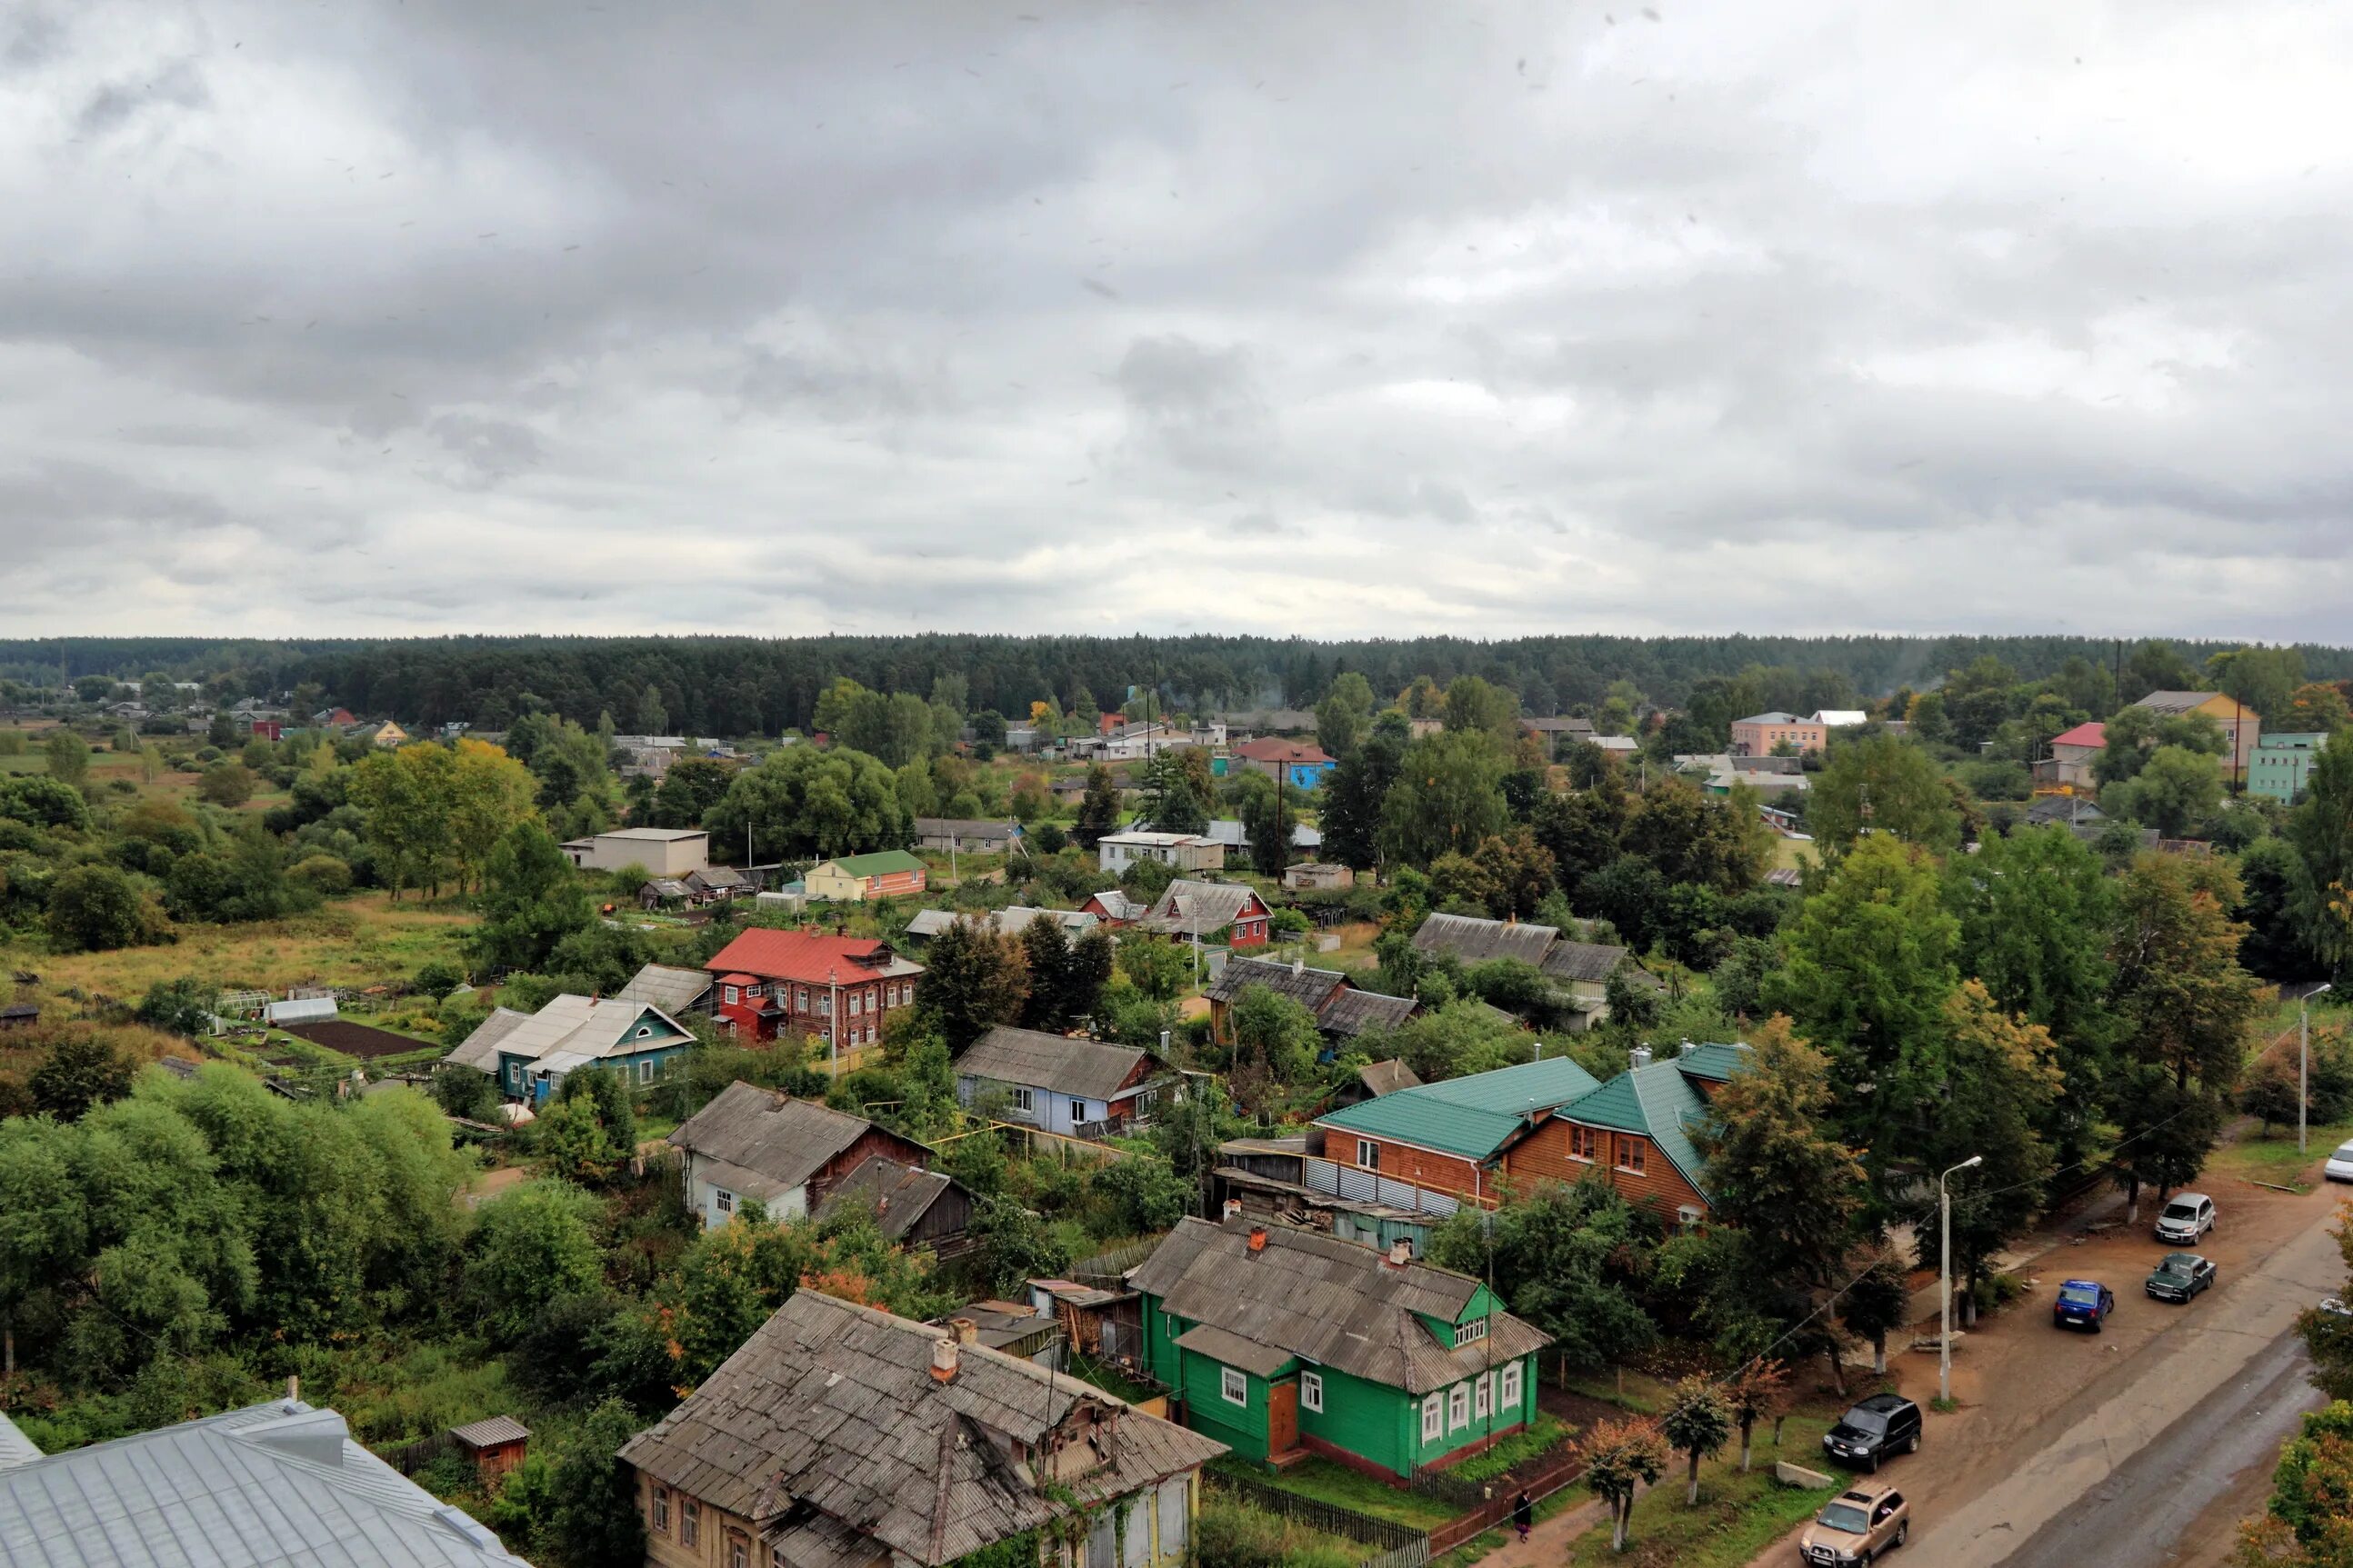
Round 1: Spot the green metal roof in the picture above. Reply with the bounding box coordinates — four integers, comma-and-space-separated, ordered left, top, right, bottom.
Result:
1565, 1059, 1715, 1198
821, 850, 926, 877
1316, 1056, 1601, 1161
1672, 1042, 1753, 1084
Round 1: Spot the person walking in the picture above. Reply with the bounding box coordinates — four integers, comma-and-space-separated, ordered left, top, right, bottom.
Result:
1512, 1491, 1532, 1543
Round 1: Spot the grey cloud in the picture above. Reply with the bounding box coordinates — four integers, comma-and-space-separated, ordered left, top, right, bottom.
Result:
429, 414, 542, 488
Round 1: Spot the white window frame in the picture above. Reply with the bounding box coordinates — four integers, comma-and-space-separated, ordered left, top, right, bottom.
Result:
796, 986, 809, 1008
715, 1189, 735, 1217
1011, 1087, 1036, 1112
681, 1501, 700, 1548
1474, 1373, 1490, 1420
650, 1487, 669, 1533
1300, 1371, 1323, 1413
1457, 1315, 1487, 1343
638, 1059, 654, 1084
1421, 1394, 1444, 1442
1447, 1384, 1470, 1432
724, 984, 739, 1005
1220, 1365, 1247, 1405
1069, 1098, 1088, 1124
1498, 1362, 1523, 1412
1357, 1139, 1379, 1170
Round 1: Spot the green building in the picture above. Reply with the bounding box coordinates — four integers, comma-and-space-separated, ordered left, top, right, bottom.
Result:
1127, 1216, 1550, 1479
2250, 732, 2330, 804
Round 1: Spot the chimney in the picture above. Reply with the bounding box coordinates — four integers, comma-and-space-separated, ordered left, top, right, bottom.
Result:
1677, 1038, 1692, 1056
949, 1317, 979, 1346
1387, 1238, 1414, 1268
931, 1337, 960, 1382
285, 1374, 300, 1405
1222, 1198, 1244, 1222
1630, 1044, 1653, 1068
1247, 1226, 1269, 1253
1291, 956, 1304, 977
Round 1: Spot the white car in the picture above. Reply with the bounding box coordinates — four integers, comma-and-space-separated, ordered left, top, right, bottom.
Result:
2156, 1193, 2217, 1244
2328, 1142, 2353, 1183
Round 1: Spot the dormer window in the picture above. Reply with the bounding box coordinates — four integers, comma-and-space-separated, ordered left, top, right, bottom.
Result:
1457, 1316, 1488, 1344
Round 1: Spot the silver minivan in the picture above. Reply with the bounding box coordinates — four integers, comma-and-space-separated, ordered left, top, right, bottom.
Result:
2156, 1193, 2216, 1244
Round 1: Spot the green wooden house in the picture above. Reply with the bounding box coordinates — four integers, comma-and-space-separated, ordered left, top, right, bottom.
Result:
1127, 1216, 1550, 1480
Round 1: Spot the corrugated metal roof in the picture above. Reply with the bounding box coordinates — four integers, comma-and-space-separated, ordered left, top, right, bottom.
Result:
0, 1401, 529, 1567
1317, 989, 1419, 1038
1673, 1042, 1753, 1084
1410, 914, 1560, 966
1129, 1218, 1548, 1394
1314, 1056, 1601, 1160
1538, 941, 1632, 984
1559, 1058, 1714, 1198
614, 964, 712, 1014
0, 1413, 39, 1470
671, 1082, 912, 1197
618, 1292, 1223, 1566
449, 1417, 530, 1449
956, 1028, 1162, 1102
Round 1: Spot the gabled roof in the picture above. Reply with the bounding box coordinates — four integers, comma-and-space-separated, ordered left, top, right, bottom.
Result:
1316, 1056, 1603, 1161
616, 962, 714, 1013
1353, 1059, 1421, 1098
956, 1027, 1164, 1101
909, 907, 1098, 940
1127, 1217, 1550, 1394
2134, 690, 2227, 715
816, 849, 927, 878
1559, 1057, 1715, 1198
447, 994, 689, 1073
813, 1156, 966, 1242
1539, 941, 1633, 984
618, 1292, 1224, 1567
1810, 709, 1868, 727
1733, 712, 1804, 725
2048, 721, 2107, 749
913, 817, 1023, 839
1230, 738, 1335, 765
706, 929, 924, 985
1317, 988, 1420, 1038
0, 1399, 527, 1566
1671, 1041, 1755, 1084
642, 877, 695, 899
670, 1081, 914, 1203
1084, 890, 1146, 922
1411, 913, 1558, 967
1207, 955, 1347, 1010
1142, 880, 1263, 938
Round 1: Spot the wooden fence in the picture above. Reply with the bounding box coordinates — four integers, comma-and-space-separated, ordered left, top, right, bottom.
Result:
1066, 1237, 1162, 1288
1421, 1451, 1586, 1553
379, 1431, 458, 1476
1204, 1468, 1429, 1568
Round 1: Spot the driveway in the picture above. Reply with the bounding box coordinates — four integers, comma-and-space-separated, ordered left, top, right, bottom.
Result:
1745, 1170, 2347, 1567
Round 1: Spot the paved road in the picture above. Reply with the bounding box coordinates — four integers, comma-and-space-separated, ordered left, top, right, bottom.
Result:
1992, 1322, 2322, 1568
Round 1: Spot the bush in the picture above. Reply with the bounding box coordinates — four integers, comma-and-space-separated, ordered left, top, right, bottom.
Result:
287, 854, 353, 894
415, 962, 465, 1001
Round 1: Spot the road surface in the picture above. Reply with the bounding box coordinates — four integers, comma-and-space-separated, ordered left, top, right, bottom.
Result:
1991, 1321, 2323, 1568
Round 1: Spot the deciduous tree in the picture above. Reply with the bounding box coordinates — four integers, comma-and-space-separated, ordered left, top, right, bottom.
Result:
1578, 1417, 1668, 1553
1807, 734, 1962, 858
1660, 1377, 1732, 1505
918, 917, 1030, 1049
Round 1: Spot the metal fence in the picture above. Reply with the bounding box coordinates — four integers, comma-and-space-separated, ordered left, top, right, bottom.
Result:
1204, 1468, 1430, 1568
1300, 1155, 1467, 1217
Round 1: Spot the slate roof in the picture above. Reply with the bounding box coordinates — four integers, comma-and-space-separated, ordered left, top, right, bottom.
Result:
1085, 891, 1146, 922
1410, 913, 1559, 966
1538, 941, 1633, 984
908, 907, 1097, 940
446, 994, 688, 1074
1207, 956, 1347, 1010
641, 878, 695, 900
1317, 989, 1420, 1038
449, 1417, 530, 1450
814, 1156, 965, 1243
1316, 1056, 1603, 1161
1141, 880, 1262, 939
617, 1292, 1224, 1566
957, 1028, 1163, 1101
670, 1082, 909, 1203
615, 963, 714, 1013
913, 818, 1023, 841
1353, 1059, 1421, 1098
1127, 1217, 1550, 1394
2134, 690, 2226, 715
0, 1400, 527, 1567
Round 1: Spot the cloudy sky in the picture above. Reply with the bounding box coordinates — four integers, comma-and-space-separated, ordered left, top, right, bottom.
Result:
5, 1, 2349, 641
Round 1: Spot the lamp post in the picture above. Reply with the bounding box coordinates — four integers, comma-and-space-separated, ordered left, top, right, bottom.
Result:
1939, 1154, 1983, 1405
2305, 984, 2335, 1154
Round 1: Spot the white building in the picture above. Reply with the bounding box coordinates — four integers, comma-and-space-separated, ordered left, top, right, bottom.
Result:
1096, 830, 1226, 874
559, 826, 709, 875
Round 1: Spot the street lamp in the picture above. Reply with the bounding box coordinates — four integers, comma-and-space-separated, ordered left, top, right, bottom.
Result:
2305, 984, 2335, 1154
1939, 1154, 1983, 1405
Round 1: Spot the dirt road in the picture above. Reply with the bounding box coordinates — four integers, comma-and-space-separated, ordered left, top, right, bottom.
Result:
1747, 1172, 2348, 1568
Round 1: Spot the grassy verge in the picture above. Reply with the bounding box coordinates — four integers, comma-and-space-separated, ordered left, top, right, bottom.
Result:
1231, 1458, 1462, 1530
1564, 1410, 1839, 1568
1560, 1368, 1670, 1414
2209, 1123, 2353, 1191
1452, 1413, 1572, 1483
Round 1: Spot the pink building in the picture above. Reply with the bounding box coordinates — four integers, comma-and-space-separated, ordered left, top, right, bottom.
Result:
1728, 712, 1827, 756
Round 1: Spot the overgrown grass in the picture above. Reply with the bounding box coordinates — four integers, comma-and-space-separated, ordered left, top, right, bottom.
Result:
1563, 1410, 1840, 1568
1452, 1413, 1572, 1483
1196, 1500, 1366, 1568
1, 893, 473, 998
1068, 1354, 1161, 1406
2209, 1123, 2353, 1190
1235, 1458, 1462, 1530
1560, 1368, 1670, 1415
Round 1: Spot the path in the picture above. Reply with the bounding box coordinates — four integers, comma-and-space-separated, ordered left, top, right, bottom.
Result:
1467, 1478, 1647, 1568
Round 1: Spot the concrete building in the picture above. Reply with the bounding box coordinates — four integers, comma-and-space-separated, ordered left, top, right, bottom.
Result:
2251, 732, 2330, 804
560, 826, 710, 875
1728, 712, 1827, 756
2036, 721, 2107, 790
1097, 830, 1225, 874
805, 849, 928, 902
2132, 690, 2262, 778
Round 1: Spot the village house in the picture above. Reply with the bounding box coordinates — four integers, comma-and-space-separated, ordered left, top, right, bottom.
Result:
1537, 939, 1663, 1031
1141, 879, 1272, 948
813, 1154, 978, 1257
2251, 731, 2330, 804
2132, 689, 2263, 776
1315, 1043, 1753, 1225
913, 817, 1026, 854
904, 905, 1099, 943
1205, 956, 1418, 1046
1285, 861, 1354, 892
1411, 911, 1561, 967
448, 994, 698, 1103
1229, 737, 1337, 791
562, 826, 711, 875
616, 962, 715, 1014
669, 1079, 936, 1229
1079, 888, 1146, 926
1727, 711, 1826, 756
1128, 1216, 1549, 1478
703, 929, 923, 1066
956, 1026, 1176, 1136
2036, 720, 2107, 790
0, 1400, 528, 1568
806, 848, 928, 901
1096, 830, 1225, 874
621, 1292, 1225, 1568
1411, 913, 1659, 1029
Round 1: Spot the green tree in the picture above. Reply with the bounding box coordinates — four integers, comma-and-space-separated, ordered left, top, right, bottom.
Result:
467, 1182, 606, 1345
1319, 718, 1407, 871
347, 743, 459, 898
2107, 744, 2223, 836
706, 744, 906, 862
1063, 927, 1116, 1025
2237, 1400, 2353, 1567
541, 1397, 649, 1568
1075, 764, 1123, 847
1441, 674, 1517, 742
1839, 1257, 1911, 1374
2282, 683, 2353, 735
1089, 1155, 1194, 1233
1660, 1376, 1733, 1506
966, 1194, 1071, 1295
1427, 1177, 1656, 1373
471, 822, 596, 973
44, 730, 89, 788
29, 1032, 139, 1119
47, 864, 167, 953
197, 762, 256, 807
1379, 730, 1507, 868
1115, 935, 1191, 1002
1620, 778, 1770, 893
1016, 914, 1073, 1031
1807, 734, 1962, 858
538, 1085, 623, 1187
2290, 737, 2353, 984
2207, 645, 2303, 730
918, 917, 1030, 1049
1223, 985, 1323, 1111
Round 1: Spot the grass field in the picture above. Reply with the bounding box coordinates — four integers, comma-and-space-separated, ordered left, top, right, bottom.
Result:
1237, 1457, 1463, 1530
1564, 1408, 1840, 1568
2209, 1121, 2353, 1190
3, 893, 473, 999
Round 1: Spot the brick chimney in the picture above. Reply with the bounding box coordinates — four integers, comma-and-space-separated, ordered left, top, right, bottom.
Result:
1387, 1238, 1414, 1268
1222, 1199, 1244, 1221
931, 1337, 960, 1382
949, 1317, 979, 1346
1247, 1226, 1268, 1254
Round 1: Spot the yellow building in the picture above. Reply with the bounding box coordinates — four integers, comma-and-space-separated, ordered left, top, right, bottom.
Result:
2132, 691, 2259, 779
803, 849, 927, 903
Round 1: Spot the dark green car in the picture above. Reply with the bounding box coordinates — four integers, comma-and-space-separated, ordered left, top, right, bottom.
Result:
2145, 1251, 2216, 1303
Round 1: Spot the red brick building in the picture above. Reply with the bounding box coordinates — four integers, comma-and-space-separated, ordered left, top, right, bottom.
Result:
704, 930, 924, 1051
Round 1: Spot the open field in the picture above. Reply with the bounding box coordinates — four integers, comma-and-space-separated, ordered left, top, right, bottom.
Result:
2, 893, 473, 1000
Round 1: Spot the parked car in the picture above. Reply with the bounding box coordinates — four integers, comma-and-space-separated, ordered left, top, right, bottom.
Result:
2327, 1142, 2353, 1184
2144, 1252, 2217, 1303
2054, 1279, 2116, 1332
2155, 1193, 2217, 1244
2322, 1296, 2353, 1320
1798, 1481, 1909, 1565
1821, 1393, 1923, 1472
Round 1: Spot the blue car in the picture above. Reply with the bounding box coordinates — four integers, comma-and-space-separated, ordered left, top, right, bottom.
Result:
2054, 1279, 2115, 1332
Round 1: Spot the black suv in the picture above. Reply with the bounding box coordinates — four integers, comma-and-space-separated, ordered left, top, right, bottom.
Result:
1822, 1393, 1924, 1472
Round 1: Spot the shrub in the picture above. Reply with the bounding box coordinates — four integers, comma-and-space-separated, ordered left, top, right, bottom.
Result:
287, 854, 354, 894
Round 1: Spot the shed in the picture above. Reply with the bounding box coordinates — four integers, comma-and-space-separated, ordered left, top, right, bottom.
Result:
0, 1004, 37, 1031
265, 996, 339, 1026
449, 1415, 531, 1483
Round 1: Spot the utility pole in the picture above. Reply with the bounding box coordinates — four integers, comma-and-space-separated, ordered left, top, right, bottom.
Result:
2306, 984, 2335, 1153
1939, 1154, 1982, 1403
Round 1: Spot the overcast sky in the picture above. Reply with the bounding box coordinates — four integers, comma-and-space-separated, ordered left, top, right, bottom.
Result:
5, 1, 2349, 642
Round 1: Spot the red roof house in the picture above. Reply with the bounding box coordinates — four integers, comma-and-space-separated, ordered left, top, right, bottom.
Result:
2038, 721, 2108, 789
1230, 737, 1337, 791
704, 931, 924, 1046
